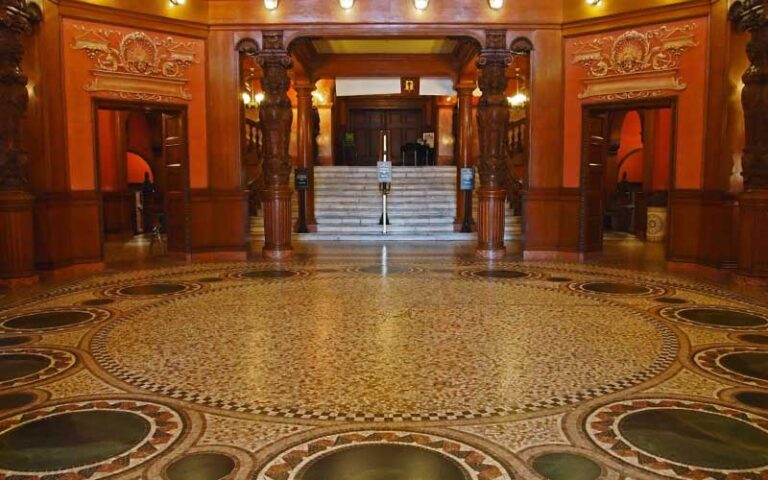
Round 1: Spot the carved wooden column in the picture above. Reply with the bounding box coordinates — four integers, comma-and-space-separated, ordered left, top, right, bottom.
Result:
475, 31, 511, 259
0, 0, 40, 286
730, 1, 768, 276
455, 84, 475, 230
258, 32, 294, 259
295, 82, 317, 232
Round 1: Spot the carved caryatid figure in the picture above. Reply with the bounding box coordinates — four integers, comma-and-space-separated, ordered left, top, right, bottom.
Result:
257, 32, 293, 187
0, 0, 40, 191
476, 31, 511, 189
731, 0, 768, 190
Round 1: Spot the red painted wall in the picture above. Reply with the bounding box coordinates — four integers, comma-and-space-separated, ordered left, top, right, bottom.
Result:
652, 108, 672, 190
616, 111, 643, 183
563, 17, 708, 190
127, 152, 153, 184
62, 19, 208, 191
97, 110, 119, 192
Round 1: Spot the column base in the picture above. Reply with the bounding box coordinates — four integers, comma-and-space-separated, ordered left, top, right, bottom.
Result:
476, 187, 506, 257
262, 186, 294, 260
0, 191, 36, 283
475, 247, 506, 259
262, 247, 294, 260
737, 190, 768, 277
0, 274, 38, 288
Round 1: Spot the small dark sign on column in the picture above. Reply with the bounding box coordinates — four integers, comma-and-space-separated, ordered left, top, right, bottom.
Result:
295, 168, 310, 191
460, 168, 475, 191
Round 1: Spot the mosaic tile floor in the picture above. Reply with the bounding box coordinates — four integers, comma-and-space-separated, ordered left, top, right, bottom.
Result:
0, 254, 767, 479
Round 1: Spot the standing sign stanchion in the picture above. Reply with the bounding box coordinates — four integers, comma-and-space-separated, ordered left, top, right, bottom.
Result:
378, 161, 392, 233
295, 168, 309, 233
460, 167, 475, 233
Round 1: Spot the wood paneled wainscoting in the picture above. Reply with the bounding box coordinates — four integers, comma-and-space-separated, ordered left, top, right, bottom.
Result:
522, 188, 581, 260
189, 190, 249, 260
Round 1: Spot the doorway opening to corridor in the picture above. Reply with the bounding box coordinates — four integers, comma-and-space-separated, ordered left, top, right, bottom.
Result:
93, 100, 191, 263
581, 99, 676, 257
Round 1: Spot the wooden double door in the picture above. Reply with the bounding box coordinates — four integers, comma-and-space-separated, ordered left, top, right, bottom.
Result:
347, 108, 424, 166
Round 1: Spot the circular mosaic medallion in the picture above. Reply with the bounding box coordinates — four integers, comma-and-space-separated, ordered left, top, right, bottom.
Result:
165, 452, 236, 480
0, 307, 111, 333
0, 392, 36, 412
93, 277, 678, 421
569, 281, 666, 297
660, 306, 768, 330
738, 334, 768, 345
256, 431, 512, 480
531, 453, 602, 480
587, 399, 768, 479
735, 391, 768, 411
695, 346, 768, 388
0, 336, 34, 348
0, 399, 183, 479
104, 282, 201, 298
351, 265, 420, 275
464, 269, 530, 280
0, 348, 76, 389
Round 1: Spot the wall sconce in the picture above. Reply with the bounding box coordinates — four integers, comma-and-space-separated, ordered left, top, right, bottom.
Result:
488, 0, 503, 9
585, 0, 602, 5
339, 0, 354, 9
507, 68, 529, 109
413, 0, 429, 10
169, 0, 186, 5
242, 91, 265, 109
264, 0, 279, 10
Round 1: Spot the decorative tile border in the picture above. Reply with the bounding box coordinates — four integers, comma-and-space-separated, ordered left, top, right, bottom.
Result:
586, 398, 768, 480
0, 348, 77, 389
567, 281, 668, 298
659, 305, 768, 330
102, 282, 202, 298
694, 346, 768, 388
256, 430, 513, 480
0, 398, 184, 480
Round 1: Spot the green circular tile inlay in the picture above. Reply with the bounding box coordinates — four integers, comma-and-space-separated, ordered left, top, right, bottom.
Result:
582, 282, 651, 295
0, 392, 35, 412
300, 444, 466, 480
739, 334, 768, 345
720, 352, 768, 381
0, 410, 150, 472
4, 311, 93, 330
80, 299, 115, 306
678, 308, 767, 328
118, 283, 189, 296
655, 297, 687, 304
618, 408, 768, 469
0, 336, 32, 348
532, 453, 601, 480
165, 453, 236, 480
242, 270, 297, 279
735, 391, 768, 411
474, 270, 527, 279
0, 354, 51, 382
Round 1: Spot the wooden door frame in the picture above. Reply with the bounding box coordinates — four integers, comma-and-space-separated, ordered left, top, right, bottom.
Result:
91, 99, 191, 257
579, 97, 679, 256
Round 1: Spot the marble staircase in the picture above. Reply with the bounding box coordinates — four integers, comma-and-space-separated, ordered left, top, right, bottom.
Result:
250, 166, 522, 241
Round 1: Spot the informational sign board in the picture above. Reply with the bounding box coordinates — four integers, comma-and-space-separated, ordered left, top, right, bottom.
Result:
377, 161, 393, 183
295, 168, 309, 191
460, 167, 475, 191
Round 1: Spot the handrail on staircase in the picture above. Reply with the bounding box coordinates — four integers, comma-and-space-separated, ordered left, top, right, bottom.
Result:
504, 117, 527, 216
244, 118, 265, 216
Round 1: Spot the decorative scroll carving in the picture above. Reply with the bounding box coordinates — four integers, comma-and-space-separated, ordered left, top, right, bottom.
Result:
70, 25, 198, 102
476, 30, 511, 189
0, 0, 41, 191
572, 24, 698, 100
730, 0, 768, 189
257, 31, 293, 187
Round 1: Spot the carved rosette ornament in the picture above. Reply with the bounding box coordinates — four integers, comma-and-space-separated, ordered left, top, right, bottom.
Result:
730, 0, 768, 190
257, 31, 293, 187
0, 0, 40, 191
476, 30, 511, 189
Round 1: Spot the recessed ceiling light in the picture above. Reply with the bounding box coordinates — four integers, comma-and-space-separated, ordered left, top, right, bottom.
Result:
169, 0, 186, 5
586, 0, 602, 5
489, 0, 503, 9
414, 0, 429, 10
339, 0, 354, 9
264, 0, 279, 10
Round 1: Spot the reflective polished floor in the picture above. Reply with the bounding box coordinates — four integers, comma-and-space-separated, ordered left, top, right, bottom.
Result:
0, 239, 767, 479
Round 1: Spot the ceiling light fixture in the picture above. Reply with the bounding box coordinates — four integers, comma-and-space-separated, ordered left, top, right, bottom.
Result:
264, 0, 279, 10
586, 0, 602, 5
339, 0, 354, 9
488, 0, 503, 9
413, 0, 429, 10
169, 0, 186, 5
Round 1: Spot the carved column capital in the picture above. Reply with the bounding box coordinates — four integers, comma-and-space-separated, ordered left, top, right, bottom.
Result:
0, 0, 41, 192
730, 0, 768, 189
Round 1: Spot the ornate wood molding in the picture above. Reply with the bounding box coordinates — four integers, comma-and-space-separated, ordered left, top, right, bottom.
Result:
571, 24, 698, 101
730, 0, 768, 190
476, 29, 511, 189
257, 31, 293, 187
70, 25, 198, 102
0, 0, 40, 191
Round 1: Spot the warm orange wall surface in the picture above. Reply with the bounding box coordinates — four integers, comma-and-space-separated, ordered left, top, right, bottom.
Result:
563, 17, 708, 190
652, 108, 672, 191
562, 0, 703, 23
127, 152, 153, 184
62, 19, 208, 191
97, 110, 119, 192
616, 111, 643, 183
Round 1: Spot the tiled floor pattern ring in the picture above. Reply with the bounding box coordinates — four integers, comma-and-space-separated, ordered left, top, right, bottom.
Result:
0, 259, 766, 479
